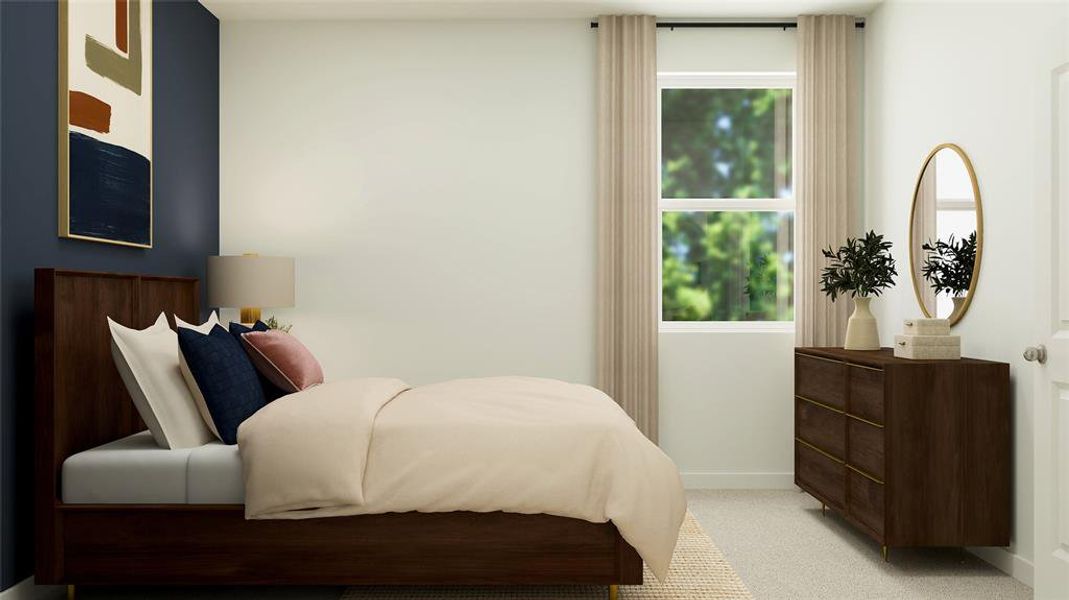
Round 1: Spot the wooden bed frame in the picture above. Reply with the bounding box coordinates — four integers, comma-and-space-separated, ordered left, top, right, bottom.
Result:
35, 268, 643, 592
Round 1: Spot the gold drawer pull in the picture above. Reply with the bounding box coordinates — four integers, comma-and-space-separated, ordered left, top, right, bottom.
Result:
796, 395, 845, 414
848, 362, 883, 372
795, 437, 845, 464
847, 463, 885, 485
846, 413, 885, 429
796, 352, 883, 372
798, 353, 844, 365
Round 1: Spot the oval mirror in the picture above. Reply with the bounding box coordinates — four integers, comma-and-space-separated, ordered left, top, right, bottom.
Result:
909, 143, 983, 325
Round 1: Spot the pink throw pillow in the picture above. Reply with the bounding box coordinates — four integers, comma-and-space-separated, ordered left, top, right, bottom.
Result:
240, 331, 324, 394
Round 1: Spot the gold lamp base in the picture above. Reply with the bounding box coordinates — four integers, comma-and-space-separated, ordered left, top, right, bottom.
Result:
240, 307, 262, 324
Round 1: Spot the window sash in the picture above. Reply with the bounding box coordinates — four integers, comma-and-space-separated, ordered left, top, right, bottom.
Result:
658, 72, 797, 90
658, 73, 797, 330
658, 209, 796, 329
660, 198, 794, 211
659, 319, 796, 333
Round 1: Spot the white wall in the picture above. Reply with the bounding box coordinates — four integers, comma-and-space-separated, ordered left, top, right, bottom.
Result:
655, 28, 799, 488
864, 0, 1067, 583
657, 27, 796, 73
221, 20, 597, 386
221, 21, 809, 490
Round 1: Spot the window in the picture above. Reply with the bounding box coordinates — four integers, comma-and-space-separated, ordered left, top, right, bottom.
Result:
659, 73, 795, 331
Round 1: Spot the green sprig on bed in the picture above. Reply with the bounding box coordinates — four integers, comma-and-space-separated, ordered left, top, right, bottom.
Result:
263, 315, 292, 333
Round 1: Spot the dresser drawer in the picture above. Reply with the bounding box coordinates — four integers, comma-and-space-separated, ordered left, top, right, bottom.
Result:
796, 440, 845, 509
848, 366, 884, 425
796, 354, 847, 409
847, 418, 885, 481
796, 397, 845, 459
848, 469, 885, 536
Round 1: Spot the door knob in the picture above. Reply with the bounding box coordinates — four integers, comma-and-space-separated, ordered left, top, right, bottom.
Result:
1023, 345, 1047, 364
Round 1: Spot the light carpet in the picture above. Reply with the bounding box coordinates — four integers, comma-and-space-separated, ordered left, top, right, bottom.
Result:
688, 490, 1032, 600
339, 512, 752, 599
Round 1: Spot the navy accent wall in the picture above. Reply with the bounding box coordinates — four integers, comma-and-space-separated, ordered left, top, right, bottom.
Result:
0, 0, 219, 589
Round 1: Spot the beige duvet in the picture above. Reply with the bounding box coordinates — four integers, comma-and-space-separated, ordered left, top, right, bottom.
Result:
237, 376, 686, 579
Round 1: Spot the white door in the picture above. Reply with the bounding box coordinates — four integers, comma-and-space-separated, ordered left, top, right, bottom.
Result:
1034, 62, 1069, 600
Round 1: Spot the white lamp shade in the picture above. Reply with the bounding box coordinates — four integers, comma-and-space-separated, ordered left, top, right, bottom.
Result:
207, 255, 295, 309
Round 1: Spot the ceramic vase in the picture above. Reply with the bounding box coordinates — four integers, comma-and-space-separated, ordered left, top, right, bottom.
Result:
950, 296, 967, 320
844, 296, 880, 351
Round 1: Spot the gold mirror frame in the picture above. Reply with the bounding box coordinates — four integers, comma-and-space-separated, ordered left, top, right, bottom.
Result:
908, 143, 983, 326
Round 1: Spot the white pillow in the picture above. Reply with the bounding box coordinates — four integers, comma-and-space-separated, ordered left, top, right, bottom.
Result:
173, 311, 224, 440
108, 312, 215, 449
175, 311, 220, 334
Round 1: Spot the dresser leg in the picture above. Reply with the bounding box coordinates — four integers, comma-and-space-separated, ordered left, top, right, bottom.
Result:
608, 584, 618, 600
881, 546, 889, 562
822, 503, 827, 516
67, 585, 76, 600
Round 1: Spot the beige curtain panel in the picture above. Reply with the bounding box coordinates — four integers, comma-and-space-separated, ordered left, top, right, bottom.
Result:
595, 15, 659, 443
795, 15, 860, 348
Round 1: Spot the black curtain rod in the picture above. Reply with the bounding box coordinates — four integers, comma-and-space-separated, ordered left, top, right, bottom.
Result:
589, 21, 864, 29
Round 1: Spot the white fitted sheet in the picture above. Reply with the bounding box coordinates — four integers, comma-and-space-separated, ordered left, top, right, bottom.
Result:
62, 431, 244, 504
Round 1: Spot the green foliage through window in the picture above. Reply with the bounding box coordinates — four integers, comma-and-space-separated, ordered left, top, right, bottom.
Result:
662, 212, 794, 322
662, 88, 792, 199
660, 85, 794, 323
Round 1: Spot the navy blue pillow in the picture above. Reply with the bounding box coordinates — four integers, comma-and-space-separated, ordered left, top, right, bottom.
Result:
228, 320, 287, 401
177, 324, 267, 445
229, 320, 269, 340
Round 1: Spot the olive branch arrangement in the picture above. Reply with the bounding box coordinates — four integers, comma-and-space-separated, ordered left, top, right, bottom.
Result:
921, 231, 977, 297
819, 231, 898, 301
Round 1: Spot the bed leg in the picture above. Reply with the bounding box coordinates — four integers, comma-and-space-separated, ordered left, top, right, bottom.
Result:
66, 585, 76, 600
608, 584, 618, 600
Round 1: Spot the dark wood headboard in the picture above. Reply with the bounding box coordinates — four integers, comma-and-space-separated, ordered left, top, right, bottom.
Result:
34, 269, 199, 577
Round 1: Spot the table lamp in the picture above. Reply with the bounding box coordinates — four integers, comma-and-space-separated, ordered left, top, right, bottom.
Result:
207, 254, 295, 324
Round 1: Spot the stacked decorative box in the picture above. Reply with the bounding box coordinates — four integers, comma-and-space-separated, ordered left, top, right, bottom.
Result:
893, 318, 960, 360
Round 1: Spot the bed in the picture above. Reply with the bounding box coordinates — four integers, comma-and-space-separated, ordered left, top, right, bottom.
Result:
35, 268, 652, 594
62, 431, 243, 504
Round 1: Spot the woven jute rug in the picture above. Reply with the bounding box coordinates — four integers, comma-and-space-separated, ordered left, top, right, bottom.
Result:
341, 512, 752, 599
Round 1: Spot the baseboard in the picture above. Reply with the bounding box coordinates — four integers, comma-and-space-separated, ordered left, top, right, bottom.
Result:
681, 471, 795, 489
966, 546, 1034, 587
0, 577, 64, 600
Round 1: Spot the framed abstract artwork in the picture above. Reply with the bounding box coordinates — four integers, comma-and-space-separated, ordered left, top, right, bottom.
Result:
59, 0, 153, 248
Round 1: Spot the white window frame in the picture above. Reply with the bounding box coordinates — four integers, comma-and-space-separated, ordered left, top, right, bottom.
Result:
658, 72, 797, 333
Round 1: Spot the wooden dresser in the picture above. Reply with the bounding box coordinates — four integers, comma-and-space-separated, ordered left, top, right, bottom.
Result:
794, 347, 1011, 557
